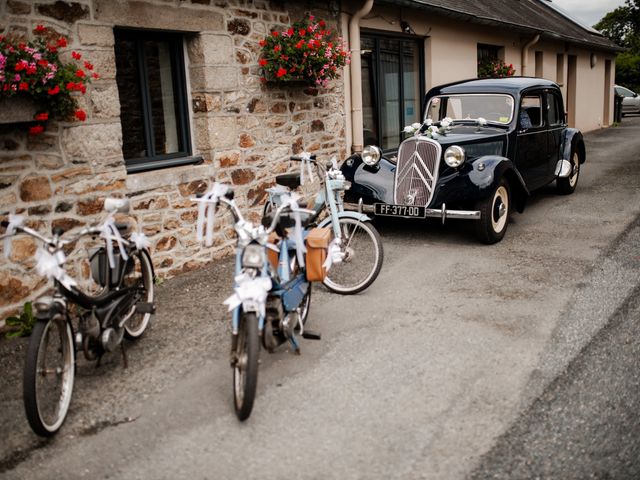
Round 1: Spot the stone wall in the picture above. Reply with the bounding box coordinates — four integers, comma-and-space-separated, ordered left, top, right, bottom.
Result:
0, 0, 348, 321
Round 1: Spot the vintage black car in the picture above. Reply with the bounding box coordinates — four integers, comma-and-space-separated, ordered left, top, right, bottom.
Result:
341, 77, 585, 243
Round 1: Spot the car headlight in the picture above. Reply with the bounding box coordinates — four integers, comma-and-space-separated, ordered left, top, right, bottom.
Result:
242, 244, 265, 269
444, 145, 466, 168
362, 145, 382, 166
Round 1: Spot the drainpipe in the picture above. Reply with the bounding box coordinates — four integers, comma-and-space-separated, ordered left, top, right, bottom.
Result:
521, 34, 540, 77
349, 0, 374, 153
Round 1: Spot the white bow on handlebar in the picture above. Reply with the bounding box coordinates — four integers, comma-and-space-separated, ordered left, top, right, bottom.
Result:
280, 193, 306, 268
299, 152, 314, 186
130, 230, 150, 251
35, 248, 77, 290
330, 156, 339, 170
195, 183, 230, 247
100, 217, 129, 269
3, 214, 24, 259
223, 273, 272, 318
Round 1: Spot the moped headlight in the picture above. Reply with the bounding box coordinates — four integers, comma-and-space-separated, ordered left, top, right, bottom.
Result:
444, 145, 466, 168
242, 244, 265, 269
362, 145, 382, 166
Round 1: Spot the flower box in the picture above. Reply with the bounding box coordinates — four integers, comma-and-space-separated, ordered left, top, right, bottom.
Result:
0, 96, 37, 124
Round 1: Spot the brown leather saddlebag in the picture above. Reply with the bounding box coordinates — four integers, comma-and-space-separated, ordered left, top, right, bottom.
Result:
267, 232, 280, 270
305, 227, 331, 282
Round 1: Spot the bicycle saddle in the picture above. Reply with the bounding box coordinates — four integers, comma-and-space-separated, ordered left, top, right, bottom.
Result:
275, 173, 301, 190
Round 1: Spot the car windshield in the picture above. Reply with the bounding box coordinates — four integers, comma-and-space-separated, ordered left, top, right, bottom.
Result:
426, 94, 514, 125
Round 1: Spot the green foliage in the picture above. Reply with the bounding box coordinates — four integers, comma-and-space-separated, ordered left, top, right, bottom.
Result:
5, 302, 35, 338
615, 51, 640, 92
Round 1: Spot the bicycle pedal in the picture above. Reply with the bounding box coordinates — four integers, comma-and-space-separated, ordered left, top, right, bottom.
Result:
135, 302, 155, 314
301, 330, 321, 340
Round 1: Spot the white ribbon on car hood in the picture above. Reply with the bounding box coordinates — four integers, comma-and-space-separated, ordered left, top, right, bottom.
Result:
35, 247, 77, 290
195, 183, 230, 247
100, 217, 129, 269
279, 193, 306, 268
299, 152, 314, 186
322, 238, 344, 272
223, 273, 272, 318
3, 214, 24, 259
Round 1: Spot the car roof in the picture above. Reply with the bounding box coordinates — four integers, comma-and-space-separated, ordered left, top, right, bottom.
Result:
426, 77, 560, 98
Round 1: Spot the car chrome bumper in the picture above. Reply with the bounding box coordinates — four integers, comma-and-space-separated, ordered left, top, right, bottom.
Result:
343, 202, 481, 222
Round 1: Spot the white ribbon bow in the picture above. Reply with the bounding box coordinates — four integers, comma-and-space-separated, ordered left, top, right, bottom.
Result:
223, 273, 272, 318
330, 156, 339, 170
130, 230, 150, 251
195, 183, 230, 247
322, 238, 344, 272
100, 217, 129, 269
299, 152, 314, 186
35, 247, 77, 290
3, 214, 24, 259
280, 193, 306, 268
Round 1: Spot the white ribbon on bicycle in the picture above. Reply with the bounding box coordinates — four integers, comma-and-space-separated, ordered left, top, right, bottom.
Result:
3, 213, 24, 259
279, 193, 306, 268
195, 183, 230, 247
322, 238, 344, 272
35, 247, 77, 290
100, 217, 129, 269
223, 273, 272, 318
130, 230, 150, 251
299, 152, 314, 186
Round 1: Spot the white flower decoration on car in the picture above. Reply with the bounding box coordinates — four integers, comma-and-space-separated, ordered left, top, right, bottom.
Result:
403, 122, 423, 135
477, 117, 487, 127
440, 117, 452, 128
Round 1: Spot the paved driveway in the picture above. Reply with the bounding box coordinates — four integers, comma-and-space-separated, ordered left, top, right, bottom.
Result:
1, 118, 639, 479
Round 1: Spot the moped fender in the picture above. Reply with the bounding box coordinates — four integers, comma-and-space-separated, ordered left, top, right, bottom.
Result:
317, 211, 371, 229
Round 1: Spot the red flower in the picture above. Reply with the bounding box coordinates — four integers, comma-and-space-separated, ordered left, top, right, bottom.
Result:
19, 82, 29, 91
259, 77, 267, 83
74, 109, 87, 121
47, 45, 57, 53
273, 45, 281, 53
92, 72, 100, 80
287, 28, 294, 37
47, 85, 60, 95
72, 51, 82, 60
75, 69, 85, 78
259, 39, 266, 47
29, 125, 44, 135
66, 81, 77, 91
272, 31, 279, 37
26, 65, 37, 75
34, 25, 47, 34
14, 60, 27, 72
83, 61, 93, 70
295, 40, 304, 49
37, 60, 49, 67
34, 112, 49, 121
276, 67, 287, 78
319, 20, 326, 27
258, 59, 268, 66
299, 29, 306, 36
57, 37, 68, 48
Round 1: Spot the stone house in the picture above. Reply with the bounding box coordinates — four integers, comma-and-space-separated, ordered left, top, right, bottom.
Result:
0, 0, 620, 321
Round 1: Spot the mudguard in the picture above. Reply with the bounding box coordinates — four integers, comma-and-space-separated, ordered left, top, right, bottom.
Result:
469, 156, 529, 213
317, 211, 371, 229
561, 128, 586, 164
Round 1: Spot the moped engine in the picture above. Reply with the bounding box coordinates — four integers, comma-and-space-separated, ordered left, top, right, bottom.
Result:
263, 296, 285, 352
101, 327, 124, 352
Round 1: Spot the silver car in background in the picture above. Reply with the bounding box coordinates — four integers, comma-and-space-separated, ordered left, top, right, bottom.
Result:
615, 85, 640, 115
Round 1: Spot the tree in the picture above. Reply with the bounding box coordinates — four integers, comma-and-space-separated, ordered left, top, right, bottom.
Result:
594, 0, 640, 91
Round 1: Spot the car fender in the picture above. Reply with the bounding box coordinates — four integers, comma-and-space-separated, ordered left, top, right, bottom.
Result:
317, 211, 371, 229
561, 128, 586, 164
468, 156, 529, 213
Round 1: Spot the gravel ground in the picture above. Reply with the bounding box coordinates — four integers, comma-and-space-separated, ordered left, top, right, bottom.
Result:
469, 283, 640, 480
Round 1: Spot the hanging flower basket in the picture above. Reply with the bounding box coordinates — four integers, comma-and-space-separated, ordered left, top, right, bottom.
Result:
477, 58, 516, 78
258, 15, 350, 88
0, 25, 99, 134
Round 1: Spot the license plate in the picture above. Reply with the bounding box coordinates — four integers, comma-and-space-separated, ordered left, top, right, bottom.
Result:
374, 203, 426, 218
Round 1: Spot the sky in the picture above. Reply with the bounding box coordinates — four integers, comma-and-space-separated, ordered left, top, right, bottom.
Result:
551, 0, 627, 28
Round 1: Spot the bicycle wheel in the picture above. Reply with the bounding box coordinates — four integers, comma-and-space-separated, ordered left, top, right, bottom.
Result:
123, 249, 154, 339
233, 311, 259, 421
323, 217, 384, 295
23, 317, 75, 437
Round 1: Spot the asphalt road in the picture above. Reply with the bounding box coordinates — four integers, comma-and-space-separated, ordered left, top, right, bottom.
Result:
1, 116, 639, 479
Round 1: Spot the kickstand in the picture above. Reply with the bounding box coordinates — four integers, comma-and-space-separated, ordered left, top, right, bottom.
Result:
121, 342, 129, 369
289, 335, 301, 355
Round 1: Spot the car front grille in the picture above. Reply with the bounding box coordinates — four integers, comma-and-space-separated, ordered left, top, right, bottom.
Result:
394, 136, 442, 206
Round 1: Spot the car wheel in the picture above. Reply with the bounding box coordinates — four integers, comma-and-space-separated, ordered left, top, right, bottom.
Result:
556, 148, 580, 195
474, 178, 510, 244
